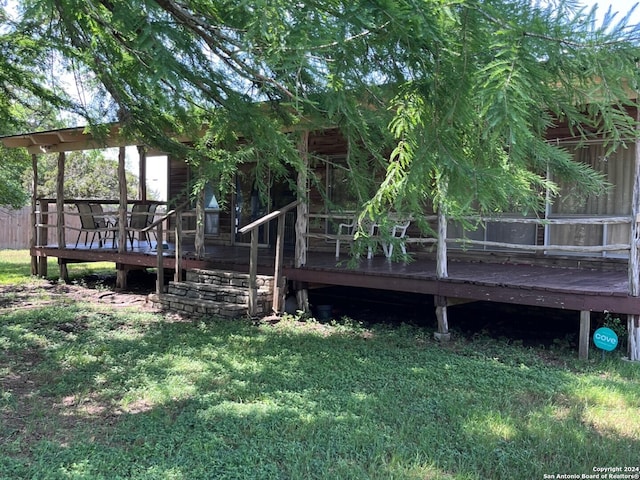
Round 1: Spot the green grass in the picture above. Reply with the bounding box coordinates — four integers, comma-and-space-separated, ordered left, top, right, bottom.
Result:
1, 253, 639, 479
0, 249, 115, 285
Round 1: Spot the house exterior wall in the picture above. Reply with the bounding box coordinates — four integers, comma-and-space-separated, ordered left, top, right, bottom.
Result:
162, 124, 636, 266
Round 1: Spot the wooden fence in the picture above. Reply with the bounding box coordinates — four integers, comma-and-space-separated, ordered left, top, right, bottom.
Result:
0, 206, 81, 249
0, 206, 31, 249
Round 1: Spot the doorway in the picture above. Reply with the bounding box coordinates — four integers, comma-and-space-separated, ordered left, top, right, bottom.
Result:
233, 165, 296, 247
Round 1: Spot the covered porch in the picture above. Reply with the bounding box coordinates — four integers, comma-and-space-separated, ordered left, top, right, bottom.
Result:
3, 125, 640, 360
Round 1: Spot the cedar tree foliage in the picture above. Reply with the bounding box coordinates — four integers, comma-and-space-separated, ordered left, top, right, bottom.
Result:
6, 0, 640, 223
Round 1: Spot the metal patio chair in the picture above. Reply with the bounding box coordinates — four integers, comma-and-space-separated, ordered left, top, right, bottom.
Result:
127, 203, 158, 248
74, 203, 117, 248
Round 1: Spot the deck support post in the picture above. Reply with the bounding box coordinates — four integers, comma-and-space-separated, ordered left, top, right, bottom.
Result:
295, 131, 310, 313
434, 295, 451, 342
579, 310, 590, 360
116, 146, 128, 290
56, 152, 68, 282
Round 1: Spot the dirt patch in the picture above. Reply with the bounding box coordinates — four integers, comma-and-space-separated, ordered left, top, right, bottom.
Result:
0, 271, 159, 312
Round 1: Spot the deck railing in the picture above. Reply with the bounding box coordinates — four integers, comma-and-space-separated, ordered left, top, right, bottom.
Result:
307, 212, 633, 257
238, 200, 300, 316
33, 199, 170, 249
141, 200, 191, 295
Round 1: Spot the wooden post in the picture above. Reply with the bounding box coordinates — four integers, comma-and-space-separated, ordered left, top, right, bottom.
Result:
138, 145, 147, 202
116, 146, 128, 290
195, 187, 205, 259
156, 221, 164, 294
30, 154, 38, 275
138, 145, 148, 244
272, 213, 286, 314
175, 210, 183, 282
579, 310, 591, 360
56, 152, 68, 282
434, 201, 450, 341
295, 131, 310, 313
628, 118, 640, 361
434, 295, 451, 342
437, 206, 448, 279
248, 228, 259, 316
38, 201, 48, 277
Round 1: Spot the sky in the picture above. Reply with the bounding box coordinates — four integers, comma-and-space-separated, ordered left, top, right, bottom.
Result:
581, 0, 640, 23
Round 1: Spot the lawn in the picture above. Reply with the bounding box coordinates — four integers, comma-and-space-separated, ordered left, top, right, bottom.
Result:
1, 250, 639, 479
0, 249, 114, 285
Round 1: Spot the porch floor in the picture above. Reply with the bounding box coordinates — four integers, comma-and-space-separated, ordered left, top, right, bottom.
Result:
32, 242, 640, 315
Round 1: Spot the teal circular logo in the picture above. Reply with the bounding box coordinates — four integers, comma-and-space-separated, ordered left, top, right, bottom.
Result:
593, 327, 618, 351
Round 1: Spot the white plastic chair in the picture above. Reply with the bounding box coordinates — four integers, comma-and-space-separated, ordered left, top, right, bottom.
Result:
335, 217, 377, 259
380, 220, 410, 258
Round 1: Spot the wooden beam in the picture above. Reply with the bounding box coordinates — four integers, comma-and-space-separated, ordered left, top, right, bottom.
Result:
283, 267, 640, 315
1, 137, 32, 148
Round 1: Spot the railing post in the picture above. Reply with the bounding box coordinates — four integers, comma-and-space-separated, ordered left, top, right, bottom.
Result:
175, 211, 183, 282
156, 221, 164, 295
30, 154, 38, 276
272, 213, 286, 314
248, 228, 259, 316
38, 201, 48, 277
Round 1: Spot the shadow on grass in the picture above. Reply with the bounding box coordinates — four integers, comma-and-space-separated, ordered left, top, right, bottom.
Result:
1, 303, 639, 480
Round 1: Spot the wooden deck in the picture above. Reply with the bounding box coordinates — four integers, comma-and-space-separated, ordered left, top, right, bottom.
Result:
32, 243, 640, 315
285, 253, 640, 316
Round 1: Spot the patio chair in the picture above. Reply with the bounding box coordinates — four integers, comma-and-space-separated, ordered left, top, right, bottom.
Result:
128, 203, 158, 248
335, 216, 377, 259
74, 203, 116, 248
379, 220, 410, 258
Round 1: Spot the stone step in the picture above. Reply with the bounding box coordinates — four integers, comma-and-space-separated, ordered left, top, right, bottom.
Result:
167, 281, 268, 303
186, 269, 273, 289
148, 293, 248, 318
150, 268, 275, 319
